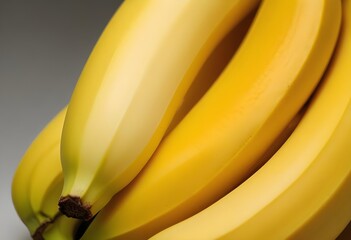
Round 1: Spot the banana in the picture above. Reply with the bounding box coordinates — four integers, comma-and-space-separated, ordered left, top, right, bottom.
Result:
59, 0, 262, 220
151, 0, 351, 238
11, 107, 82, 239
12, 107, 66, 237
80, 0, 341, 239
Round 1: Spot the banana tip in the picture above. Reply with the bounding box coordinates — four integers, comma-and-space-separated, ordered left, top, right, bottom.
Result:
58, 195, 92, 221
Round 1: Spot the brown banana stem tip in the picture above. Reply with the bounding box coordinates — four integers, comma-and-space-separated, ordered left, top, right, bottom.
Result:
58, 195, 93, 221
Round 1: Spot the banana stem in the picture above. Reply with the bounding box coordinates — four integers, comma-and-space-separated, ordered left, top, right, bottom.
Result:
32, 212, 61, 240
58, 195, 92, 221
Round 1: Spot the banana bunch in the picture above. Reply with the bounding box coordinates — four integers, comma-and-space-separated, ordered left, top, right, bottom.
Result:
11, 107, 83, 239
149, 1, 351, 238
78, 0, 342, 237
12, 0, 351, 239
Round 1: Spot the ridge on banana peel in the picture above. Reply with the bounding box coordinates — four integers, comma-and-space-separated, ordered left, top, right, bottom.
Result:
11, 108, 82, 239
151, 0, 351, 239
80, 0, 341, 239
59, 0, 262, 221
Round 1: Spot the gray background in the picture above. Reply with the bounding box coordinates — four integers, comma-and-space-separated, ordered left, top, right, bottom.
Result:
0, 1, 123, 238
